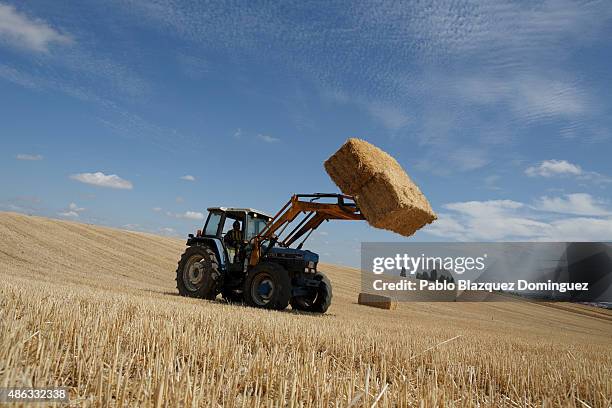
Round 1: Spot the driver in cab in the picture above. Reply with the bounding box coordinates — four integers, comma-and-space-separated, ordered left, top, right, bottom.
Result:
224, 220, 243, 262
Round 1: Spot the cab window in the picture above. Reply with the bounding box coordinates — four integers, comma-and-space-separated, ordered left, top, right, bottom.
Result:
204, 213, 222, 236
246, 214, 269, 240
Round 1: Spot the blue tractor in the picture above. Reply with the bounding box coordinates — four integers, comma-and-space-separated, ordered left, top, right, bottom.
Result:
175, 193, 363, 313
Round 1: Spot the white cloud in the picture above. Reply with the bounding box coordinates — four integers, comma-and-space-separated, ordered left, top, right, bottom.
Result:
547, 217, 612, 241
16, 153, 43, 161
0, 3, 72, 53
58, 202, 85, 218
427, 200, 549, 241
233, 128, 242, 139
152, 207, 162, 212
525, 160, 611, 184
58, 210, 79, 218
525, 160, 582, 177
180, 175, 196, 181
534, 194, 610, 216
426, 196, 612, 241
159, 227, 177, 236
166, 211, 205, 221
257, 134, 280, 143
425, 216, 466, 238
70, 172, 133, 190
68, 202, 85, 212
183, 211, 205, 220
434, 200, 548, 241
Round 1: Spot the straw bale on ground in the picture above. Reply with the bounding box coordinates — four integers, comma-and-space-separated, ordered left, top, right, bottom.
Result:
357, 293, 397, 310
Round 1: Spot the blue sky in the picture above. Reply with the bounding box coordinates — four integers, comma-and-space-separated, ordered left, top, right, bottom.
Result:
1, 0, 611, 266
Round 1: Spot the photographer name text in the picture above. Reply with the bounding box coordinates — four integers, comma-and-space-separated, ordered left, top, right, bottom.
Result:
372, 279, 589, 293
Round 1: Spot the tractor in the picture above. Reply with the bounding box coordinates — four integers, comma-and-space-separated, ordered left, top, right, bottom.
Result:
176, 193, 363, 313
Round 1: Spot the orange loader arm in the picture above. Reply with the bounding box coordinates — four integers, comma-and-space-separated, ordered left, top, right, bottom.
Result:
248, 194, 364, 266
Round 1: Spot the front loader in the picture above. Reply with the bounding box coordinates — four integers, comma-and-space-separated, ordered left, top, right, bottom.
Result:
176, 193, 364, 313
176, 139, 437, 313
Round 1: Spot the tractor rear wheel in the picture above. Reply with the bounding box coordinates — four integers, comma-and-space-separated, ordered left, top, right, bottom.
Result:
290, 272, 332, 313
176, 245, 219, 299
243, 262, 291, 310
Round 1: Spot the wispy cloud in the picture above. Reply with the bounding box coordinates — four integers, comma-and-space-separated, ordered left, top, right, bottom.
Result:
0, 195, 42, 214
0, 64, 169, 158
70, 172, 133, 190
16, 153, 43, 161
180, 175, 195, 181
416, 146, 490, 174
177, 53, 208, 79
366, 102, 410, 131
109, 0, 611, 175
484, 175, 501, 191
323, 90, 411, 132
454, 76, 588, 123
0, 3, 72, 53
534, 194, 610, 217
257, 134, 280, 143
0, 5, 165, 155
0, 64, 38, 88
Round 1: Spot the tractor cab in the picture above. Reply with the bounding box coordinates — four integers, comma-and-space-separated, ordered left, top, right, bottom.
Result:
191, 207, 272, 272
201, 207, 271, 239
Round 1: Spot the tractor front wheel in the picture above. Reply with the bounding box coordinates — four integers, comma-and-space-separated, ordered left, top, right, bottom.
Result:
176, 245, 219, 299
290, 272, 332, 313
243, 262, 291, 310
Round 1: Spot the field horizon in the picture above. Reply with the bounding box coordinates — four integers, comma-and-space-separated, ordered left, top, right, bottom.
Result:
1, 211, 610, 407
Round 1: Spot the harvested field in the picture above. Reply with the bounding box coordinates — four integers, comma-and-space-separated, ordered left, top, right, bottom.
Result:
324, 138, 436, 237
1, 212, 611, 407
